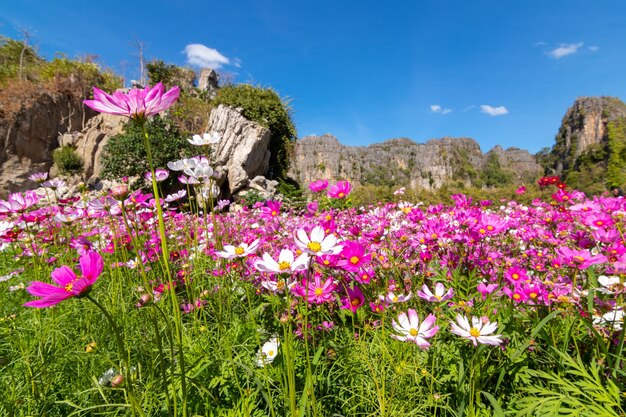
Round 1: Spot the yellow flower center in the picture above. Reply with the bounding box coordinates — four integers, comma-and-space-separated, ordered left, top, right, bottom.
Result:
392, 296, 399, 302
234, 246, 245, 255
409, 328, 418, 337
479, 228, 486, 234
276, 281, 285, 290
271, 210, 277, 216
350, 256, 360, 265
268, 350, 274, 356
314, 288, 324, 296
487, 225, 494, 231
469, 327, 481, 338
351, 298, 360, 306
65, 283, 74, 292
308, 241, 322, 252
278, 261, 291, 271
573, 256, 585, 262
338, 192, 345, 198
512, 273, 519, 280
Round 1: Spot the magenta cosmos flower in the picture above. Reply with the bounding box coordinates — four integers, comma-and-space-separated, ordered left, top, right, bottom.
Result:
309, 179, 329, 193
327, 180, 352, 199
84, 82, 180, 121
24, 251, 104, 308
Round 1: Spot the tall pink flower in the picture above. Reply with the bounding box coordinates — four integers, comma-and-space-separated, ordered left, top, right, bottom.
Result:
84, 82, 180, 122
309, 179, 329, 193
327, 181, 352, 199
23, 251, 104, 308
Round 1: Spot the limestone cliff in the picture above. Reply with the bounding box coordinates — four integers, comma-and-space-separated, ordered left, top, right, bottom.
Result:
289, 134, 542, 189
539, 96, 626, 193
0, 89, 94, 198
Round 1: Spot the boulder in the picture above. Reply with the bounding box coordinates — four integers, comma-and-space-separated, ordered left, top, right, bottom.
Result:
207, 105, 271, 195
58, 113, 126, 182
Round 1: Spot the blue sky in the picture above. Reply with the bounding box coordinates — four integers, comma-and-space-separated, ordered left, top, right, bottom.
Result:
2, 0, 626, 153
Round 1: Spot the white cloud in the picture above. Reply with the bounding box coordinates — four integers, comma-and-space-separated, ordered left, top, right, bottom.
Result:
480, 105, 508, 116
184, 44, 230, 69
533, 41, 547, 47
588, 45, 599, 52
463, 105, 476, 112
430, 104, 452, 114
548, 42, 584, 59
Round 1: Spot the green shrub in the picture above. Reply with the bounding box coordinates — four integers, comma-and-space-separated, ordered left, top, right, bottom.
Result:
100, 116, 195, 184
213, 84, 297, 180
53, 146, 83, 174
39, 55, 122, 94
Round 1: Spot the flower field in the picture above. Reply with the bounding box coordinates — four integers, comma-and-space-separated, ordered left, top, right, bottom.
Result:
0, 84, 624, 416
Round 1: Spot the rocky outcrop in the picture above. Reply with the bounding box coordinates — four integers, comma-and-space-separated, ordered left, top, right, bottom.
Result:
548, 96, 626, 174
289, 134, 541, 189
198, 68, 219, 98
58, 113, 126, 182
208, 105, 272, 195
0, 90, 93, 198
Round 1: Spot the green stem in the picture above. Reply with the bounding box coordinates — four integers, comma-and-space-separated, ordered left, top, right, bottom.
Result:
85, 294, 144, 417
141, 122, 188, 417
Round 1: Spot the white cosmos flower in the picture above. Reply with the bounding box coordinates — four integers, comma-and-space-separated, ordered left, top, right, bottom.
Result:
294, 225, 342, 256
384, 291, 412, 303
391, 309, 439, 348
257, 337, 280, 367
416, 282, 454, 302
167, 158, 197, 172
450, 314, 502, 346
188, 132, 221, 146
165, 190, 187, 202
254, 249, 310, 274
216, 239, 260, 259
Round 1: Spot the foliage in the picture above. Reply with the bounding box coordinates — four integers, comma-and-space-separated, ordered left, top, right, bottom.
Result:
39, 55, 122, 94
168, 92, 213, 135
276, 178, 307, 211
52, 146, 83, 174
606, 119, 626, 189
514, 351, 625, 416
214, 84, 297, 180
480, 152, 513, 188
100, 116, 194, 184
0, 36, 43, 83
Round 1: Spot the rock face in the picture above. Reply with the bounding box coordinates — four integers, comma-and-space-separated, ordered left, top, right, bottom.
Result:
208, 105, 272, 195
289, 134, 542, 189
198, 68, 219, 98
548, 96, 626, 174
0, 90, 93, 198
58, 113, 126, 182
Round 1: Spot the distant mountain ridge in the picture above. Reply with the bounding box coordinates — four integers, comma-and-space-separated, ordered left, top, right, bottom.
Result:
289, 134, 542, 189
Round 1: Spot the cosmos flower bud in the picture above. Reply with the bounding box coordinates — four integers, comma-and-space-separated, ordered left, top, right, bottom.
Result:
135, 293, 153, 308
111, 374, 124, 388
111, 185, 129, 200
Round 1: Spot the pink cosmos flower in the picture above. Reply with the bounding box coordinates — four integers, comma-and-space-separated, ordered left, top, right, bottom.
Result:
340, 285, 365, 313
337, 241, 370, 272
309, 179, 329, 193
84, 82, 180, 121
515, 186, 526, 195
145, 169, 170, 183
23, 251, 104, 308
391, 309, 439, 348
293, 273, 337, 304
417, 282, 454, 302
327, 180, 352, 199
260, 200, 282, 220
0, 191, 39, 214
477, 282, 498, 299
